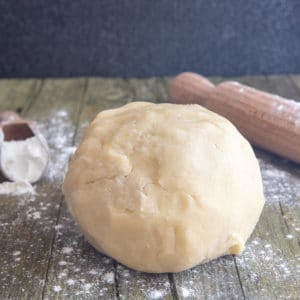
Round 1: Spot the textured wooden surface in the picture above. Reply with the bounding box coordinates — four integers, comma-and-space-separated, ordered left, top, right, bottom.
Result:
0, 75, 299, 299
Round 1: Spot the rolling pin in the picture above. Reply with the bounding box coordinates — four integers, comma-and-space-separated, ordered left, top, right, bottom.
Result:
168, 72, 300, 163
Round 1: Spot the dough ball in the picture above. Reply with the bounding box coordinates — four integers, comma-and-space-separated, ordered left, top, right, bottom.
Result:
63, 102, 265, 273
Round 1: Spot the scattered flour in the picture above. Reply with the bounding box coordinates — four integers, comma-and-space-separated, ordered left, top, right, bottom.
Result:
148, 290, 164, 299
62, 247, 73, 255
121, 269, 130, 277
66, 279, 75, 286
102, 272, 114, 284
0, 181, 35, 196
236, 237, 299, 289
65, 146, 77, 156
1, 109, 298, 298
277, 104, 284, 111
58, 272, 67, 279
180, 286, 192, 298
26, 209, 41, 220
84, 283, 92, 291
31, 211, 41, 220
88, 269, 98, 275
37, 110, 76, 182
258, 155, 300, 205
56, 110, 68, 118
53, 285, 62, 292
54, 224, 63, 231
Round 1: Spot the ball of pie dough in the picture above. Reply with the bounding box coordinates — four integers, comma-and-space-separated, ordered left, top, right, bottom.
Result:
63, 102, 265, 273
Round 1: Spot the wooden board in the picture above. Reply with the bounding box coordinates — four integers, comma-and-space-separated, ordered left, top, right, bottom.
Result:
43, 78, 173, 299
0, 75, 299, 299
230, 76, 300, 299
172, 75, 245, 300
0, 78, 86, 298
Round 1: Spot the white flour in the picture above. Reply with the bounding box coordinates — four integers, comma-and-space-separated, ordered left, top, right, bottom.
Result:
1, 136, 48, 183
0, 181, 35, 196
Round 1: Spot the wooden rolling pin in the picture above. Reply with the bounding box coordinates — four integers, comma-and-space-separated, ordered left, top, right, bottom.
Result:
168, 72, 300, 163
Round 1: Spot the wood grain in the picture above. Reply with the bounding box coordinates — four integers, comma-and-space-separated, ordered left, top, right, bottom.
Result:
0, 79, 42, 112
268, 75, 300, 251
0, 78, 86, 298
172, 77, 245, 299
0, 79, 38, 298
0, 76, 299, 299
43, 78, 173, 299
232, 76, 300, 299
42, 78, 129, 299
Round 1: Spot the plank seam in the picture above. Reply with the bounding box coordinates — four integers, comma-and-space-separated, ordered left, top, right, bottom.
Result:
72, 78, 89, 145
2, 79, 44, 299
287, 75, 300, 100
272, 75, 300, 249
125, 78, 136, 101
22, 80, 45, 115
233, 256, 246, 300
168, 273, 179, 300
113, 261, 120, 300
73, 78, 122, 298
262, 75, 277, 92
278, 202, 300, 249
41, 196, 64, 299
41, 79, 89, 298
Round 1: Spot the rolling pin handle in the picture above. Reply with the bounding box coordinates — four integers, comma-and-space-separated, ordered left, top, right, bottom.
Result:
168, 72, 215, 106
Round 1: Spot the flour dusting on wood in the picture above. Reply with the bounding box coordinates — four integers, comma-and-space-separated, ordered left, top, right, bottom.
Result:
0, 181, 35, 196
37, 110, 76, 183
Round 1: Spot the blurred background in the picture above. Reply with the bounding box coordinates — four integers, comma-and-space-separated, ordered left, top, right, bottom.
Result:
0, 0, 299, 78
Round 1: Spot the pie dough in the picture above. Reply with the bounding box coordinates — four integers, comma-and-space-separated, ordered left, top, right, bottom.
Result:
63, 102, 265, 273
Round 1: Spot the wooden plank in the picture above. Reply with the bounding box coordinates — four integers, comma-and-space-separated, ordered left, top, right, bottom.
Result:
171, 76, 247, 300
173, 75, 299, 299
127, 77, 168, 102
128, 76, 244, 299
43, 78, 173, 299
43, 201, 118, 299
1, 75, 299, 299
0, 78, 86, 299
268, 75, 300, 247
208, 76, 224, 85
173, 257, 244, 299
42, 80, 119, 299
235, 154, 300, 299
0, 78, 41, 111
231, 75, 273, 91
290, 74, 300, 93
231, 76, 300, 299
115, 78, 173, 300
0, 79, 40, 298
267, 75, 300, 100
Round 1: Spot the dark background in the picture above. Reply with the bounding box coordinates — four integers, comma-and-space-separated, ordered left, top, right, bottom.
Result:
0, 0, 299, 78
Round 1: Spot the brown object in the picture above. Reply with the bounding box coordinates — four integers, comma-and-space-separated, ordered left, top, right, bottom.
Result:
168, 72, 300, 163
0, 111, 34, 141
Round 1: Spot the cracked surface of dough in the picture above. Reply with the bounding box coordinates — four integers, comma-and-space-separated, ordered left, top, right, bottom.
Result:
62, 102, 265, 273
